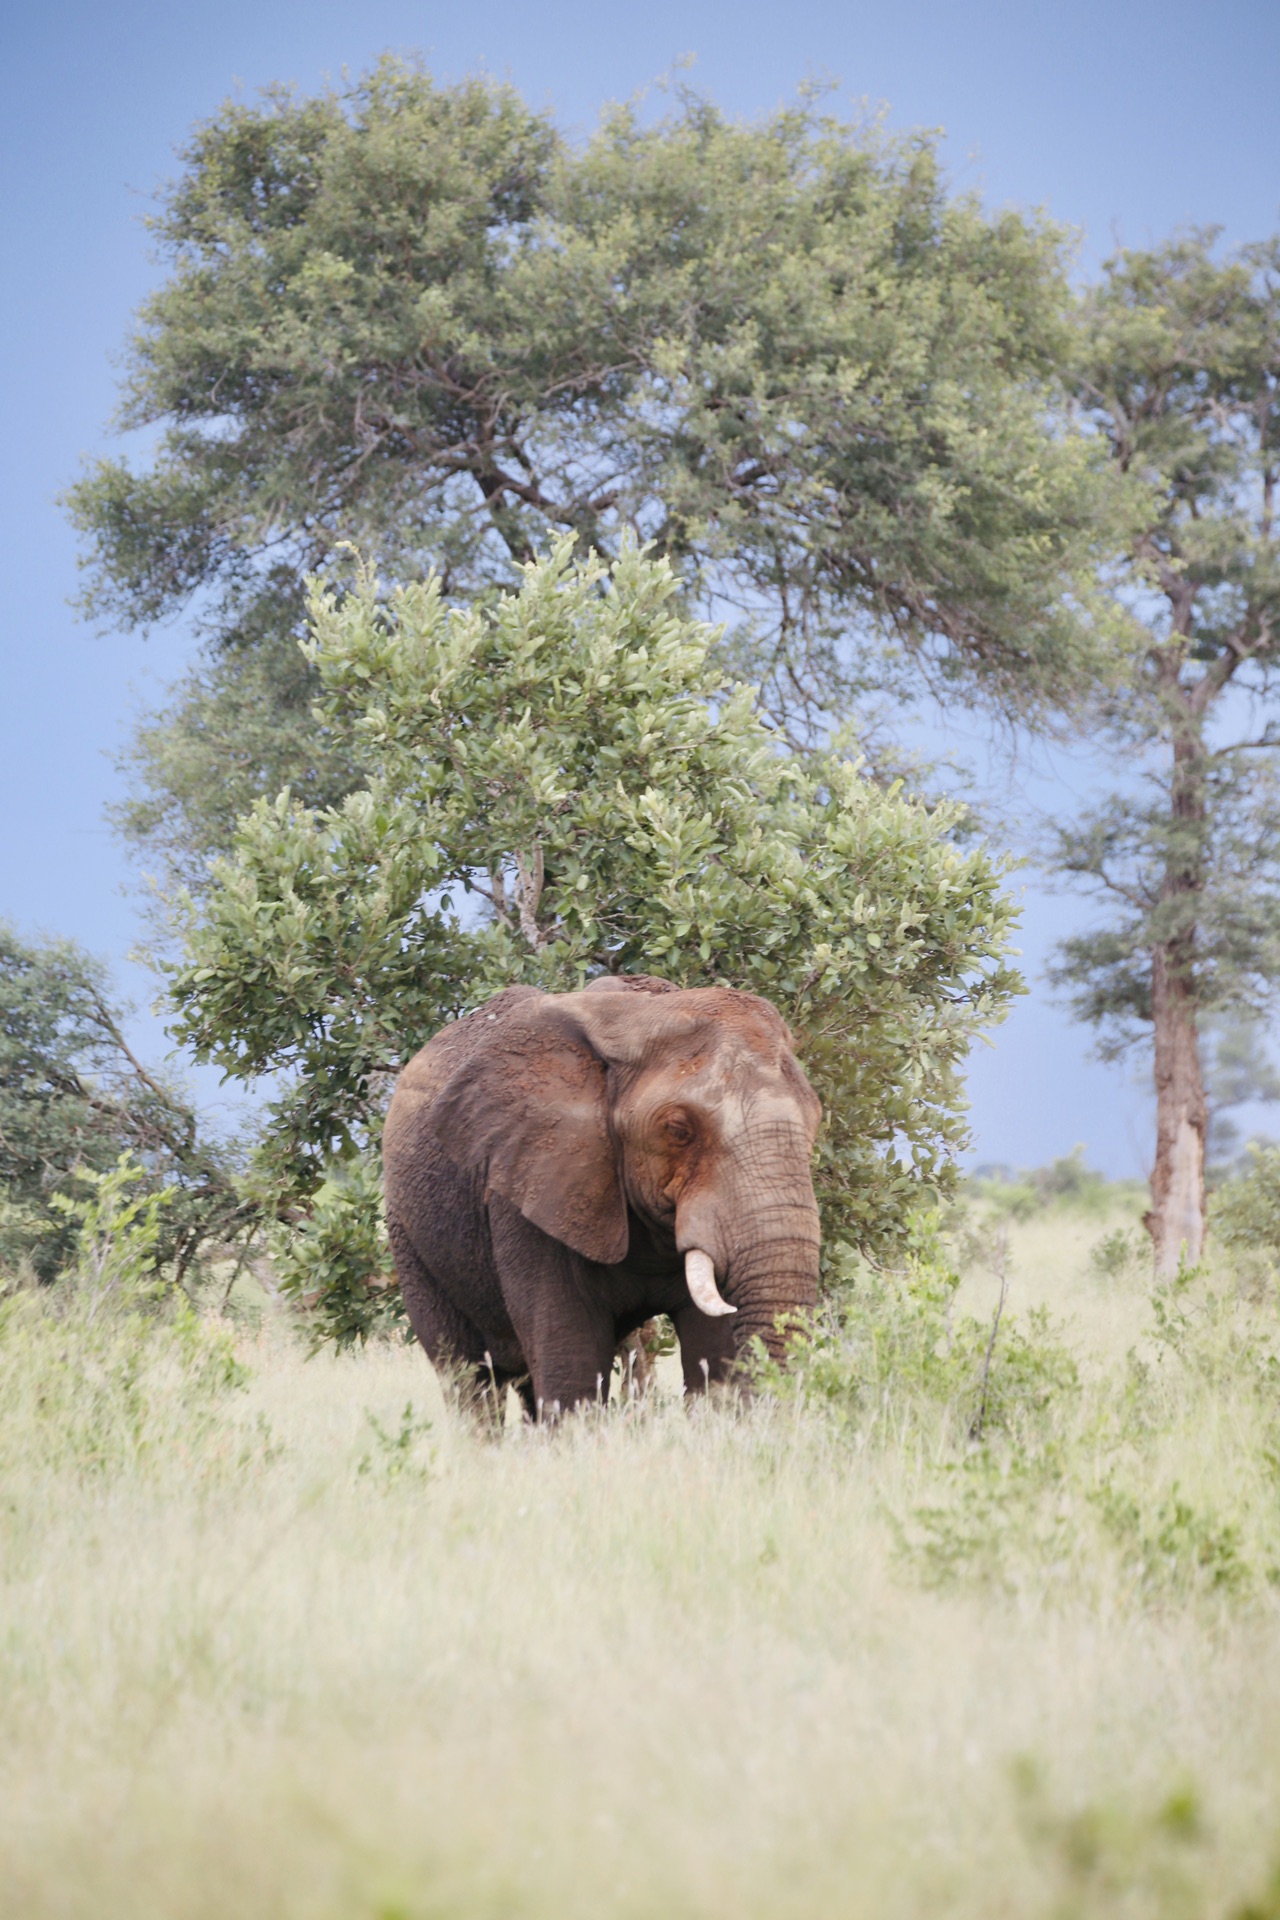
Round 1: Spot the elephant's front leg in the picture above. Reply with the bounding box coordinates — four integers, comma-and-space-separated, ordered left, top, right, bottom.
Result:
673, 1302, 741, 1396
488, 1198, 618, 1416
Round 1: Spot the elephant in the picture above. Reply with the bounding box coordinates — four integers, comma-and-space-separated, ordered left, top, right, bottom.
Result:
382, 974, 823, 1418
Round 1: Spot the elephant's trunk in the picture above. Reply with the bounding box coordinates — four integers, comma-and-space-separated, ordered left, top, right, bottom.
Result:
675, 1134, 821, 1361
720, 1214, 821, 1363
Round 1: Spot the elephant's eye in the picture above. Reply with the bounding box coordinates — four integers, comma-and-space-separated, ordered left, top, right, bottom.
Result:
662, 1113, 694, 1146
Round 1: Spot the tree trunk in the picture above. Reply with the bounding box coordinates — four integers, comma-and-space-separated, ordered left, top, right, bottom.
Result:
1145, 707, 1209, 1276
1145, 945, 1207, 1276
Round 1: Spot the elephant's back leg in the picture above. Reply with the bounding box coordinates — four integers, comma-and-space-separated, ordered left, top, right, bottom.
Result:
384, 1093, 516, 1348
391, 1222, 529, 1422
388, 1218, 490, 1375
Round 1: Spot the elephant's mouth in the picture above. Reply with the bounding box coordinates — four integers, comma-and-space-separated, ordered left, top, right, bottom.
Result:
685, 1249, 736, 1317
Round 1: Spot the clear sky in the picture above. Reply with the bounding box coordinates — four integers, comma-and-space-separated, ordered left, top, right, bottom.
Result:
3, 0, 1278, 1167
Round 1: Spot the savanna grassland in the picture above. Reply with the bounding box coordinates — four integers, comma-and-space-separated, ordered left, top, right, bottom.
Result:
4, 1189, 1280, 1920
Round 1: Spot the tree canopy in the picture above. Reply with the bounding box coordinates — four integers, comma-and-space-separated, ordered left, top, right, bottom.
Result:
66, 59, 1122, 891
170, 541, 1019, 1317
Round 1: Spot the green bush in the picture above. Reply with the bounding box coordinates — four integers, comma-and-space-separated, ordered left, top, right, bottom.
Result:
1091, 1478, 1251, 1598
1090, 1226, 1148, 1278
270, 1158, 402, 1350
0, 1156, 252, 1479
751, 1204, 1280, 1604
49, 1154, 177, 1316
970, 1146, 1119, 1222
0, 924, 248, 1287
752, 1216, 1079, 1446
1214, 1143, 1280, 1259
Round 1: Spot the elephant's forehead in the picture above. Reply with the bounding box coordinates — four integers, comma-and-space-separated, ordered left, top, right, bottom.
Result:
623, 1037, 795, 1108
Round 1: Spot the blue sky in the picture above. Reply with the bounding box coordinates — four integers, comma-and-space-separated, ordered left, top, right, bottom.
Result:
2, 0, 1277, 1168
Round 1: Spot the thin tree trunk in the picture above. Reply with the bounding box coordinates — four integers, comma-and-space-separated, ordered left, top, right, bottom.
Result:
1145, 946, 1207, 1275
1145, 711, 1208, 1276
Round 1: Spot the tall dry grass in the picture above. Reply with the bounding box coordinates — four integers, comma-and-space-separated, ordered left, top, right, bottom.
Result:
3, 1200, 1280, 1919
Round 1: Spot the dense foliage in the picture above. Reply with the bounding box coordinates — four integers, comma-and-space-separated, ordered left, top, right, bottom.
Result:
65, 59, 1121, 891
170, 541, 1019, 1323
0, 925, 248, 1285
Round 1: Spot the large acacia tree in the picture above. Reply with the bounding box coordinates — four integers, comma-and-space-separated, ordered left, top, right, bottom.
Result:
66, 58, 1120, 891
1051, 233, 1280, 1274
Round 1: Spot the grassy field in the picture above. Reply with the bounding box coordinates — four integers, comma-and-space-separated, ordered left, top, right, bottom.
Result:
4, 1197, 1280, 1919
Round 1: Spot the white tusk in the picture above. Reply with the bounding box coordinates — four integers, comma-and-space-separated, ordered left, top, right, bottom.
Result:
685, 1249, 736, 1317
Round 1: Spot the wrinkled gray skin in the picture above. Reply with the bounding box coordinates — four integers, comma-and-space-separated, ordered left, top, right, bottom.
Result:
383, 976, 822, 1416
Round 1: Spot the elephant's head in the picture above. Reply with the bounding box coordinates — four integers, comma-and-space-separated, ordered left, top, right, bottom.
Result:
431, 977, 822, 1362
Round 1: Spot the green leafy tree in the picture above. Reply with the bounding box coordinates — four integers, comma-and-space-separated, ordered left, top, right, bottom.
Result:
1049, 232, 1280, 1273
169, 541, 1019, 1331
65, 58, 1120, 895
0, 925, 249, 1283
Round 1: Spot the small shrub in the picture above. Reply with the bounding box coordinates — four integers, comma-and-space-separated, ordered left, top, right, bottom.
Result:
0, 1162, 249, 1480
50, 1152, 178, 1316
1011, 1757, 1208, 1916
1214, 1143, 1280, 1257
1090, 1226, 1147, 1278
357, 1401, 438, 1487
756, 1216, 1078, 1446
1092, 1478, 1252, 1598
910, 1444, 1079, 1592
1149, 1259, 1280, 1394
271, 1156, 404, 1349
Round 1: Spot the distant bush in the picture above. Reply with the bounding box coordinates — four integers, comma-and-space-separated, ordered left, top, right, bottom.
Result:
970, 1146, 1121, 1220
1089, 1225, 1148, 1278
1213, 1143, 1280, 1259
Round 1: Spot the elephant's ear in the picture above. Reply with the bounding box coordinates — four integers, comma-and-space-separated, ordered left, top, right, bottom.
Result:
428, 997, 629, 1266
